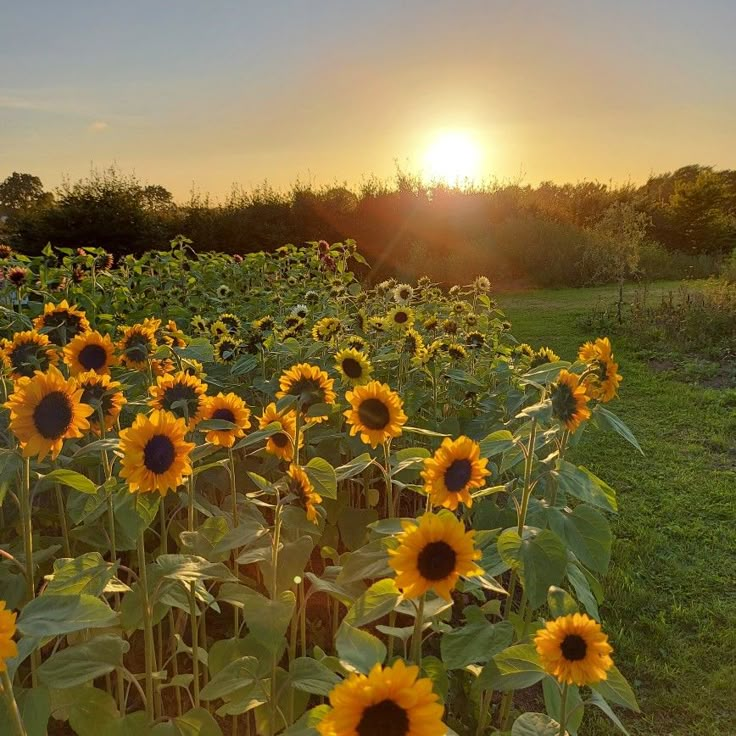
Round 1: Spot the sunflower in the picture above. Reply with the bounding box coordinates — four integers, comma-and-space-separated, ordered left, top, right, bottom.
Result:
392, 283, 414, 305
277, 363, 336, 423
151, 358, 175, 377
214, 335, 241, 364
447, 343, 468, 361
466, 331, 485, 349
473, 275, 491, 293
335, 348, 373, 386
421, 436, 490, 510
534, 612, 614, 686
368, 316, 385, 332
530, 347, 560, 368
259, 403, 303, 461
181, 359, 206, 379
216, 284, 231, 298
442, 318, 458, 335
252, 315, 275, 333
423, 316, 439, 332
317, 659, 445, 736
118, 410, 195, 495
161, 320, 187, 348
4, 365, 93, 460
191, 315, 208, 333
517, 343, 534, 358
218, 313, 241, 334
287, 464, 322, 523
2, 330, 58, 379
312, 317, 341, 342
464, 312, 479, 327
33, 300, 90, 344
355, 310, 368, 332
148, 371, 208, 429
387, 306, 414, 329
452, 301, 468, 315
6, 266, 28, 287
201, 392, 251, 447
292, 304, 308, 319
305, 290, 319, 304
389, 512, 483, 601
402, 329, 424, 356
343, 380, 407, 448
210, 320, 229, 340
63, 330, 116, 375
551, 370, 591, 432
78, 371, 126, 433
117, 322, 158, 370
0, 244, 12, 259
0, 600, 18, 672
578, 337, 622, 403
342, 335, 366, 353
284, 314, 302, 328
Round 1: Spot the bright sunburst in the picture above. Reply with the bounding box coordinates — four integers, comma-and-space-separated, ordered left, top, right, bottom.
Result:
423, 130, 483, 184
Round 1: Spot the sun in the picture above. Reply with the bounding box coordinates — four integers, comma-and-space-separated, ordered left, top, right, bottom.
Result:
422, 130, 483, 185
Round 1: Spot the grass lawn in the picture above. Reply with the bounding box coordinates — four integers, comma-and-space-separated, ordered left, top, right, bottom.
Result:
497, 281, 736, 736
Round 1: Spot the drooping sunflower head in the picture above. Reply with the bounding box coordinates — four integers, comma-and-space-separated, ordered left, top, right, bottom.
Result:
343, 380, 407, 448
317, 659, 446, 736
63, 330, 116, 375
148, 371, 208, 428
530, 347, 561, 368
421, 436, 490, 511
535, 612, 614, 686
191, 315, 209, 333
259, 402, 303, 461
2, 330, 59, 379
117, 323, 158, 370
551, 370, 591, 432
118, 409, 195, 495
335, 348, 373, 386
466, 331, 485, 349
214, 335, 242, 364
447, 342, 468, 361
389, 511, 483, 601
277, 363, 336, 422
33, 300, 90, 344
218, 313, 242, 334
312, 317, 341, 342
0, 600, 19, 672
387, 306, 414, 330
160, 320, 187, 349
4, 364, 94, 460
401, 328, 424, 356
6, 266, 28, 287
201, 392, 251, 447
78, 371, 126, 434
578, 337, 622, 403
392, 283, 414, 305
286, 464, 322, 523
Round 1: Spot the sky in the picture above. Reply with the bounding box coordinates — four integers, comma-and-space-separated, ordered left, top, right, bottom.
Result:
2, 0, 735, 200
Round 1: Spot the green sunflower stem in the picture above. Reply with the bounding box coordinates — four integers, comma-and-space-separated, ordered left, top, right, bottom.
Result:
558, 683, 569, 736
20, 456, 39, 687
136, 527, 155, 722
383, 441, 395, 517
0, 668, 27, 736
411, 595, 425, 665
227, 448, 240, 638
54, 484, 71, 557
269, 492, 284, 735
516, 418, 538, 536
548, 430, 569, 508
189, 584, 201, 708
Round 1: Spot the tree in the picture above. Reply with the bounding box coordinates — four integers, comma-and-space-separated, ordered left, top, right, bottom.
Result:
0, 172, 53, 214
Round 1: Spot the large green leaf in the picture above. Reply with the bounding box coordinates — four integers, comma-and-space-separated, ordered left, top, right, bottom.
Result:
555, 462, 617, 512
305, 457, 337, 500
18, 594, 118, 637
440, 607, 513, 669
344, 578, 399, 628
39, 468, 97, 494
156, 554, 237, 584
45, 553, 116, 597
547, 505, 612, 573
289, 657, 341, 696
199, 656, 260, 701
335, 621, 386, 674
150, 707, 223, 736
591, 664, 640, 712
489, 643, 545, 690
512, 712, 565, 735
49, 687, 119, 736
592, 406, 643, 455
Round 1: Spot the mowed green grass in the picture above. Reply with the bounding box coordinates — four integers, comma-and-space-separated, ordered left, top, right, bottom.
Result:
497, 282, 736, 736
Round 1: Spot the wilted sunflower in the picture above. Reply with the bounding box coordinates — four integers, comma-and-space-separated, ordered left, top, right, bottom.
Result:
317, 659, 445, 736
312, 317, 341, 342
466, 331, 485, 349
551, 370, 591, 432
63, 330, 116, 375
344, 335, 368, 352
259, 402, 303, 461
149, 371, 208, 429
421, 436, 490, 510
6, 266, 28, 287
2, 330, 58, 379
387, 306, 414, 329
447, 343, 468, 361
191, 315, 208, 333
578, 337, 622, 403
287, 464, 322, 523
344, 380, 407, 448
389, 512, 483, 601
392, 283, 414, 305
78, 371, 126, 433
117, 322, 158, 370
535, 612, 614, 686
530, 347, 560, 368
216, 284, 231, 298
119, 410, 194, 495
0, 600, 18, 672
277, 363, 336, 422
335, 348, 373, 386
201, 392, 251, 447
4, 365, 93, 460
214, 335, 241, 364
34, 300, 90, 344
210, 320, 229, 340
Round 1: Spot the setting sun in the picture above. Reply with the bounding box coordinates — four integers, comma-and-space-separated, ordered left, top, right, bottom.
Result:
422, 130, 484, 184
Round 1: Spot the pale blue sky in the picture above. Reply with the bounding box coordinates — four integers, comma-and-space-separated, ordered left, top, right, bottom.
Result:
2, 1, 735, 199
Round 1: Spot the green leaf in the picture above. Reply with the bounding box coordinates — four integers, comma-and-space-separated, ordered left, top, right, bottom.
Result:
402, 425, 451, 438
156, 554, 237, 584
49, 687, 119, 736
491, 643, 545, 690
15, 685, 51, 736
18, 594, 118, 637
39, 469, 97, 494
592, 406, 644, 455
548, 505, 612, 573
45, 553, 116, 597
440, 607, 513, 669
547, 586, 578, 618
335, 453, 374, 481
591, 664, 640, 712
259, 535, 314, 594
566, 563, 601, 620
587, 691, 631, 735
338, 507, 379, 551
38, 635, 129, 688
556, 462, 617, 513
520, 360, 571, 385
543, 680, 582, 735
305, 457, 337, 500
335, 621, 386, 674
289, 657, 341, 696
479, 430, 515, 457
282, 705, 331, 736
200, 656, 260, 701
175, 339, 214, 364
100, 712, 152, 736
421, 655, 449, 703
151, 707, 223, 736
337, 539, 393, 584
344, 578, 399, 628
512, 712, 565, 735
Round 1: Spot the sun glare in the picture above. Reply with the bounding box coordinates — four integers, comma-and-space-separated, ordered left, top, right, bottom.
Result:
422, 130, 483, 185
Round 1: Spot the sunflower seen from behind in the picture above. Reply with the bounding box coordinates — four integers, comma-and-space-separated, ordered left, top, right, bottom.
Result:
579, 337, 622, 403
550, 370, 590, 433
4, 364, 93, 461
118, 409, 195, 495
334, 348, 373, 386
1, 330, 58, 379
63, 330, 117, 375
389, 511, 483, 601
421, 436, 490, 511
148, 371, 208, 429
535, 612, 614, 686
33, 299, 90, 344
259, 402, 302, 461
343, 380, 407, 448
317, 659, 445, 736
277, 363, 336, 423
78, 371, 126, 434
287, 464, 322, 523
0, 600, 18, 671
201, 392, 251, 448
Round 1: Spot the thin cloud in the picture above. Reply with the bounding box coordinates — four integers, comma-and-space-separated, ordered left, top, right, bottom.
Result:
88, 121, 109, 133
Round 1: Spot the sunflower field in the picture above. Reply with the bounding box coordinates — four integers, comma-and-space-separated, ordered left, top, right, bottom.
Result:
0, 237, 641, 736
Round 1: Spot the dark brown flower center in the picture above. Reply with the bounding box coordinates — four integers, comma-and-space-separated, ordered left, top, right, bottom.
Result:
162, 385, 199, 418
78, 343, 108, 370
357, 398, 390, 430
211, 407, 236, 423
393, 311, 409, 324
417, 540, 457, 581
271, 431, 289, 448
33, 390, 73, 439
444, 459, 472, 492
143, 434, 176, 474
357, 699, 409, 736
341, 358, 363, 379
560, 634, 588, 662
